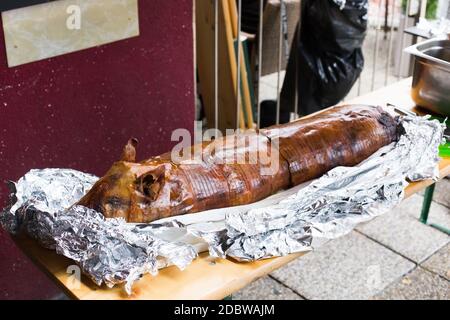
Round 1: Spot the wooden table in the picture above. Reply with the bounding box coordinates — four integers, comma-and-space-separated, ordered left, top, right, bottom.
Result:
12, 78, 450, 300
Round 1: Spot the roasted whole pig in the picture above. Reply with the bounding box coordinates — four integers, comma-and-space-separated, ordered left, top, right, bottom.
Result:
78, 105, 398, 223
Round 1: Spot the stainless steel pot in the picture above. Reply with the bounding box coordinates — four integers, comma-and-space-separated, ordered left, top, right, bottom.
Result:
405, 38, 450, 116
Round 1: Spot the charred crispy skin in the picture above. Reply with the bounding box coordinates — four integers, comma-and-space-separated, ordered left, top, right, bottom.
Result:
77, 105, 398, 223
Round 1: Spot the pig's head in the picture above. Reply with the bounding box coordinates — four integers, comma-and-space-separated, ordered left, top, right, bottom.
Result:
77, 139, 189, 222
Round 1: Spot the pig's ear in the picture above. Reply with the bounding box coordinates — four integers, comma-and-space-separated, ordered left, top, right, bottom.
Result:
120, 138, 139, 162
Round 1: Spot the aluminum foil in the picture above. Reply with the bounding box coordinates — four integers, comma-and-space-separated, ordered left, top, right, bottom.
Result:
1, 169, 98, 248
0, 169, 197, 294
333, 0, 347, 10
0, 114, 444, 294
207, 115, 444, 260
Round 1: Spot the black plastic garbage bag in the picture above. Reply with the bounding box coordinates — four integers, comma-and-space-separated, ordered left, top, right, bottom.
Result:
275, 0, 368, 122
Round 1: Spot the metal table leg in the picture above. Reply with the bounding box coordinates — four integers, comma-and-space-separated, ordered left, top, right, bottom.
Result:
420, 183, 450, 235
420, 183, 435, 224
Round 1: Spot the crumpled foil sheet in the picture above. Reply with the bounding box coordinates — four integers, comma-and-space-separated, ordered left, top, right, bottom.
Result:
1, 169, 98, 248
333, 0, 347, 10
208, 115, 445, 260
0, 169, 197, 294
0, 114, 444, 294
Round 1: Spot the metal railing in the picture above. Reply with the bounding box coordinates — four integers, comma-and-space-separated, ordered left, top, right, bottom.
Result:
199, 0, 434, 131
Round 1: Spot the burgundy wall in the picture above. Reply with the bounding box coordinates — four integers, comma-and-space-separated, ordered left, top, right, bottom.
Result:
0, 0, 194, 299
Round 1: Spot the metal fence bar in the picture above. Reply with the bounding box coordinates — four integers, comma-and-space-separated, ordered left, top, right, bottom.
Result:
276, 0, 283, 125
371, 0, 383, 91
398, 0, 410, 80
214, 0, 219, 130
293, 7, 300, 120
236, 0, 242, 129
385, 0, 397, 86
257, 0, 264, 129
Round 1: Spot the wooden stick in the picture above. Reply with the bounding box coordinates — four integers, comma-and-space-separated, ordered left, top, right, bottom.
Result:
222, 0, 246, 130
227, 0, 254, 129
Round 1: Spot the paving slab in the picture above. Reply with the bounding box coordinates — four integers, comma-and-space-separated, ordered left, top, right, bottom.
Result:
432, 178, 450, 209
270, 231, 415, 300
401, 194, 450, 229
356, 195, 450, 263
232, 276, 303, 300
421, 243, 450, 281
374, 267, 450, 300
418, 178, 450, 210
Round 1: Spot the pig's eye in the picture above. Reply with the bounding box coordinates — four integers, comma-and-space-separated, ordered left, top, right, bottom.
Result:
137, 173, 162, 200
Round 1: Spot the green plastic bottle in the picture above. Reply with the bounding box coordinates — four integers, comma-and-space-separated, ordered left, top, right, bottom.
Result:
429, 116, 450, 158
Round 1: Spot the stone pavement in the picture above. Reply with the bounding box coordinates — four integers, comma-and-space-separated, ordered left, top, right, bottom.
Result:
234, 179, 450, 300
